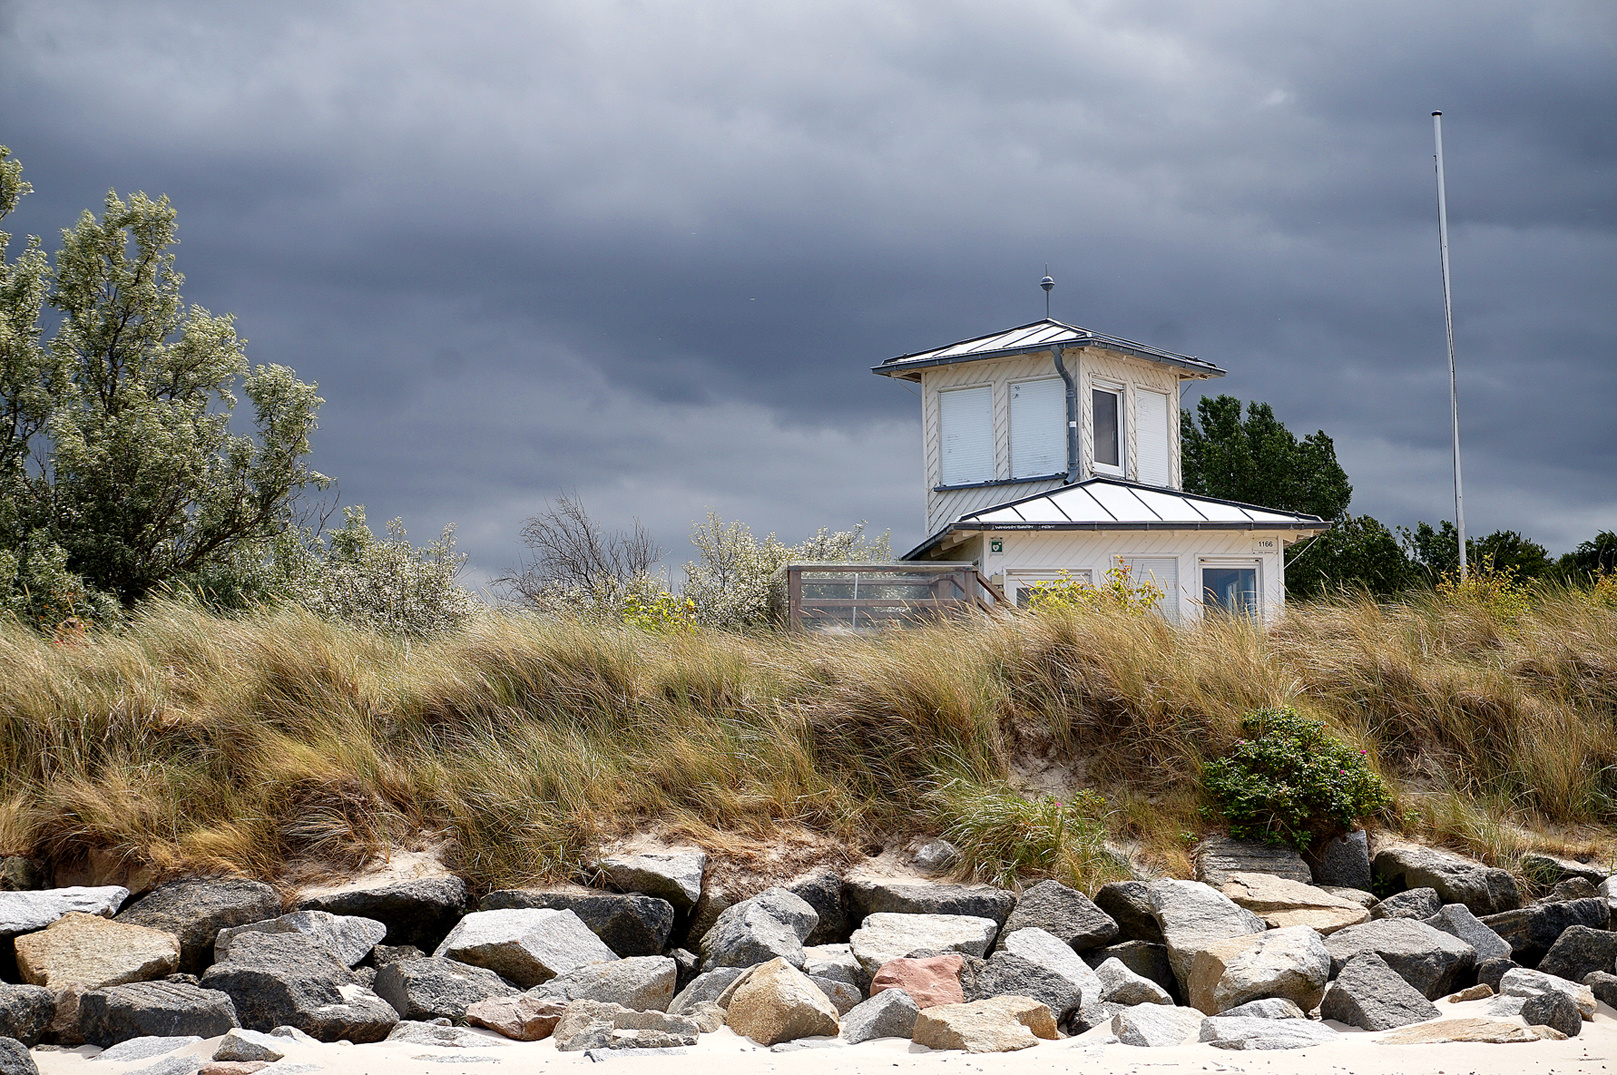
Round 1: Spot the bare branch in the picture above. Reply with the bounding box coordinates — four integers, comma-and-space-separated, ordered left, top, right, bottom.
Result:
498, 493, 660, 607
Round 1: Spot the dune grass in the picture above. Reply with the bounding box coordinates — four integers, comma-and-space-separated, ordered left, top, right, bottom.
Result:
1, 585, 1614, 897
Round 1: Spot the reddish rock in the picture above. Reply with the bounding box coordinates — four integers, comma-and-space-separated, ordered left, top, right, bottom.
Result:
15, 912, 179, 988
464, 993, 568, 1041
201, 1064, 270, 1075
870, 955, 965, 1009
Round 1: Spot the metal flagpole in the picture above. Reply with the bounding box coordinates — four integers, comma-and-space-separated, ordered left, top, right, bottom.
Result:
1433, 111, 1468, 579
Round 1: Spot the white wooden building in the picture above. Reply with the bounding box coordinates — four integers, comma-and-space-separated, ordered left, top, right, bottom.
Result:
874, 319, 1327, 620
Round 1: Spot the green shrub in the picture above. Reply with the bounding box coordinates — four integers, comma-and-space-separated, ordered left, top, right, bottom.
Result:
0, 538, 120, 632
1203, 708, 1391, 851
1434, 558, 1534, 621
620, 589, 697, 633
1027, 560, 1166, 616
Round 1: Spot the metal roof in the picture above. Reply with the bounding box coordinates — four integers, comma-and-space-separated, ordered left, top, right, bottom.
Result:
873, 318, 1225, 380
904, 477, 1327, 559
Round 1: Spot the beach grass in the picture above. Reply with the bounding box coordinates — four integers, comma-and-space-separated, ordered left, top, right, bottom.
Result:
1, 584, 1614, 896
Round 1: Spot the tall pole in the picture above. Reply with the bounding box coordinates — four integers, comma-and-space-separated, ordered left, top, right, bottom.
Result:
1433, 111, 1467, 579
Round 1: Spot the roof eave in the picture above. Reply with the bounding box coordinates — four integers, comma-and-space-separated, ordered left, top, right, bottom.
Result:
952, 521, 1328, 532
903, 520, 1328, 561
872, 341, 1225, 381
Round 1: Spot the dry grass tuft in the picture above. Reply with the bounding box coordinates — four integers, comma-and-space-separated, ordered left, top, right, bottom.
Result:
1, 587, 1614, 895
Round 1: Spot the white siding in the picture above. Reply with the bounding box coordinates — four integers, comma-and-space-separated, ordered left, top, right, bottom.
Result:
1009, 377, 1066, 478
976, 529, 1292, 622
1136, 388, 1172, 487
1123, 555, 1180, 620
920, 346, 1191, 533
1077, 348, 1183, 486
938, 385, 993, 486
922, 353, 1066, 533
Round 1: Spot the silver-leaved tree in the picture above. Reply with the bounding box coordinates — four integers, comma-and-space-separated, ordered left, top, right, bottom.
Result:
0, 146, 327, 625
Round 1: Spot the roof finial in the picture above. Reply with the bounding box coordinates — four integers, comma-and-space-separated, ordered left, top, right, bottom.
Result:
1040, 266, 1054, 319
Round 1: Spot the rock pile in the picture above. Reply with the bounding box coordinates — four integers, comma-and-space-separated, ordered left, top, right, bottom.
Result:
0, 834, 1613, 1063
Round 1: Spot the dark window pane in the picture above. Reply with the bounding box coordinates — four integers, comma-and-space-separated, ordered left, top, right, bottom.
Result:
1093, 388, 1119, 467
1202, 567, 1258, 617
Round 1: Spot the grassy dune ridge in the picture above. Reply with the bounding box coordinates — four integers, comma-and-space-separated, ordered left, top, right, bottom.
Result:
1, 589, 1615, 896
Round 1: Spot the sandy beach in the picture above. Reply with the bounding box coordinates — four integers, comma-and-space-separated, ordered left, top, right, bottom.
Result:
32, 997, 1617, 1075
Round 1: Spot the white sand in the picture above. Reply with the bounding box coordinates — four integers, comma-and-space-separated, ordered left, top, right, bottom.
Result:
35, 998, 1617, 1075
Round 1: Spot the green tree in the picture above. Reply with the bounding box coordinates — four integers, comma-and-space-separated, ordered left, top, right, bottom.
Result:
1400, 520, 1460, 581
1472, 530, 1552, 579
0, 148, 327, 619
1, 147, 50, 501
1558, 531, 1617, 578
1399, 522, 1554, 583
1180, 395, 1352, 520
1285, 515, 1418, 598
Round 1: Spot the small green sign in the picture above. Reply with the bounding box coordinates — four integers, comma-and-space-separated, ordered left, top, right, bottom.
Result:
990, 538, 1004, 554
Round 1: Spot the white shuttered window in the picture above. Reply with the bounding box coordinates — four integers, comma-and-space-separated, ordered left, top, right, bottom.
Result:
1010, 378, 1066, 479
1136, 388, 1172, 487
939, 385, 994, 486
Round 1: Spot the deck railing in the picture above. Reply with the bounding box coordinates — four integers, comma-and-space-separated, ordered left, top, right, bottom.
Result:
773, 562, 1008, 632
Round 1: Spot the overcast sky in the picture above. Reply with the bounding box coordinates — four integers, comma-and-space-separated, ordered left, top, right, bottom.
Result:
3, 0, 1613, 589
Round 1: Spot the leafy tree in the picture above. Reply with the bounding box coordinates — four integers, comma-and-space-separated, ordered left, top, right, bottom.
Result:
1400, 522, 1553, 583
0, 148, 327, 619
1285, 515, 1418, 598
1559, 531, 1617, 578
1180, 395, 1352, 520
1401, 520, 1460, 581
1180, 395, 1382, 598
1471, 530, 1553, 579
1, 148, 49, 505
0, 148, 82, 627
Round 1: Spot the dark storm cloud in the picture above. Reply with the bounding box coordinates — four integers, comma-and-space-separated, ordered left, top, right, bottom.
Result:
2, 0, 1613, 583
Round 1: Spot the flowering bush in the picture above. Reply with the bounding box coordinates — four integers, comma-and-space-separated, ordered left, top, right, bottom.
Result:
274, 507, 480, 636
1203, 708, 1391, 851
517, 569, 669, 624
1590, 571, 1617, 609
620, 589, 698, 633
1027, 559, 1166, 616
682, 512, 890, 630
1434, 558, 1533, 621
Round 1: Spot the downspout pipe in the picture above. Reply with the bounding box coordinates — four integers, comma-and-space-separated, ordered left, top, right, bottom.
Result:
1052, 345, 1080, 484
